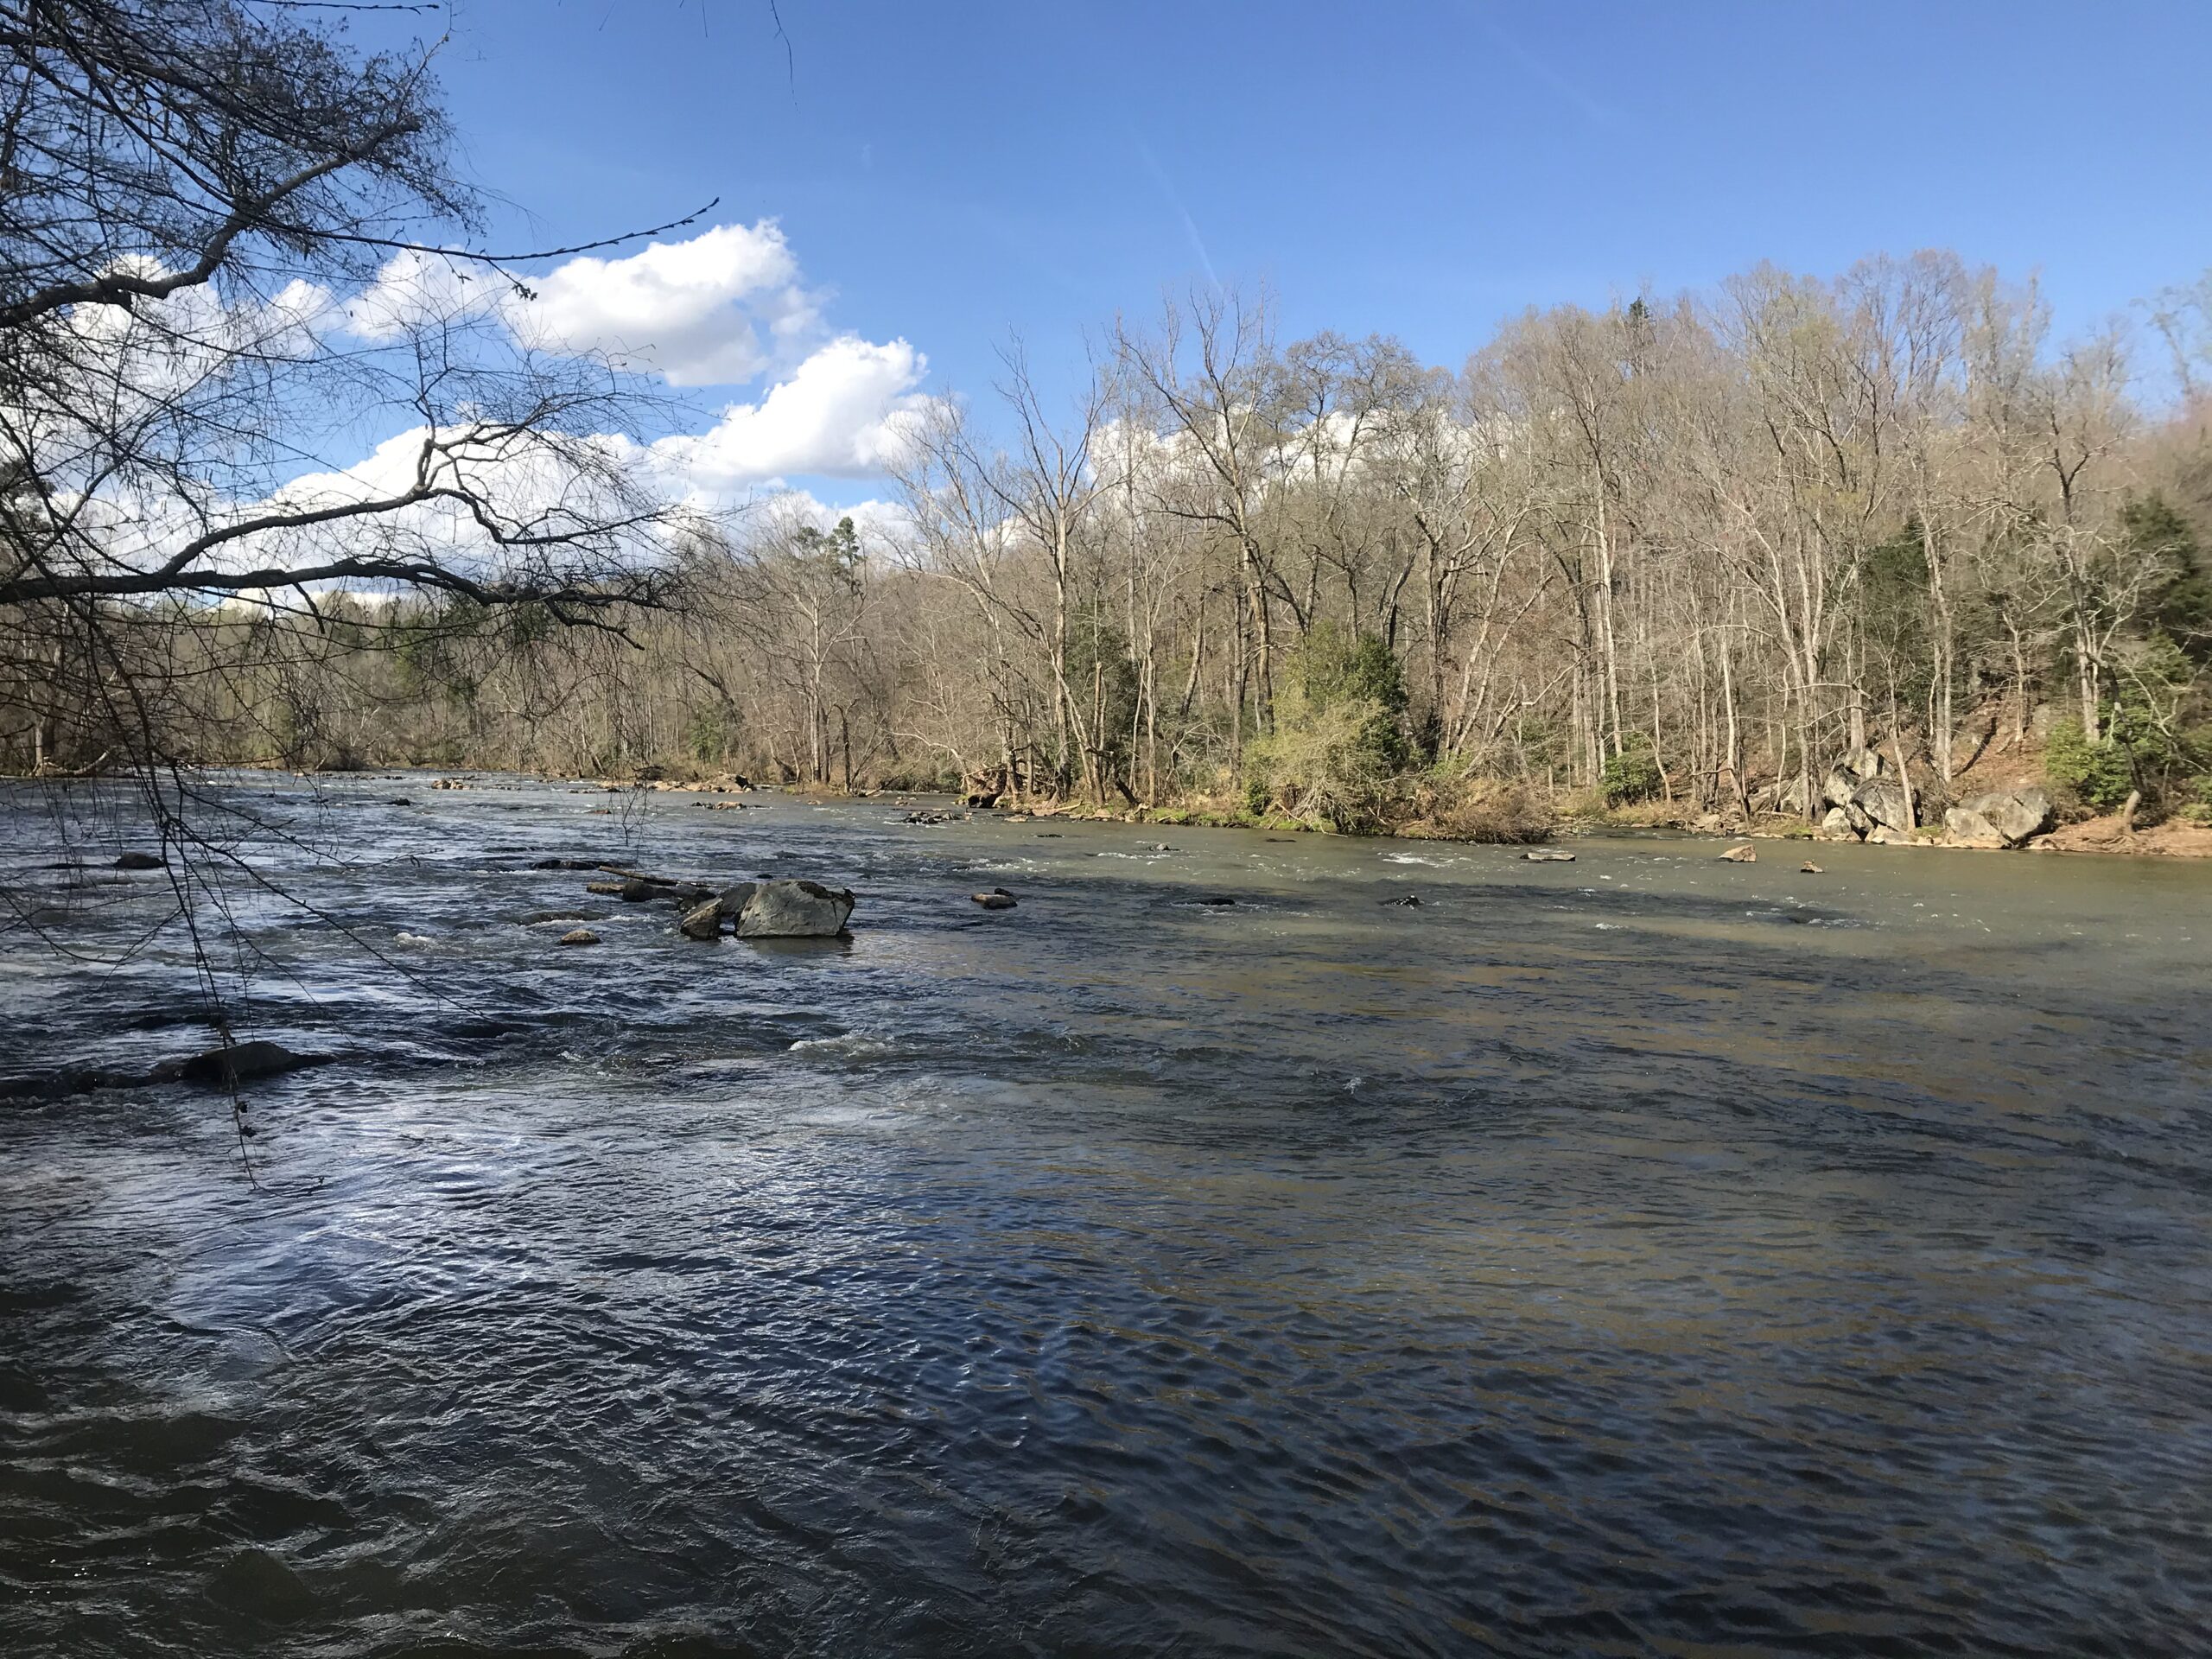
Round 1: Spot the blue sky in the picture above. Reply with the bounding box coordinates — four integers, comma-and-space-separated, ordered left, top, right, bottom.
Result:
357, 0, 2212, 504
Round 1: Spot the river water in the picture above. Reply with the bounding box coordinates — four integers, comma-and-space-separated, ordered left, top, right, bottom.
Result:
3, 775, 2209, 1656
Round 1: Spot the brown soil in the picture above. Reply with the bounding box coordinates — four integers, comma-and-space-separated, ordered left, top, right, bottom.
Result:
2039, 815, 2212, 857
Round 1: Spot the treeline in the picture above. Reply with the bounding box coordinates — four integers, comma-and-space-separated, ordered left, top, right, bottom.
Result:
10, 252, 2212, 833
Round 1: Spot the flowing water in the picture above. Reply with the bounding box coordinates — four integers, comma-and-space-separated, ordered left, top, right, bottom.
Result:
3, 775, 2210, 1656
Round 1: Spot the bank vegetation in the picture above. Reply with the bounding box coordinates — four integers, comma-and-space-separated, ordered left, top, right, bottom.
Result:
16, 257, 2212, 846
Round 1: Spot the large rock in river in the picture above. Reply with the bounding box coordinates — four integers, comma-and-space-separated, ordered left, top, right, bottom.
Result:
1816, 806, 1862, 842
1853, 778, 1916, 832
1943, 805, 2007, 849
1961, 786, 2053, 847
727, 879, 855, 938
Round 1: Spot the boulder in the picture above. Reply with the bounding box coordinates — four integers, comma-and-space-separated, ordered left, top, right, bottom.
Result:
1961, 786, 2053, 847
1816, 806, 1861, 842
113, 851, 166, 871
558, 928, 600, 946
1866, 823, 1907, 845
619, 877, 661, 902
1800, 861, 1824, 874
971, 891, 1017, 910
1843, 747, 1884, 779
1853, 778, 1915, 832
678, 898, 725, 939
1821, 770, 1860, 810
732, 879, 855, 938
1942, 805, 2007, 849
1720, 843, 1758, 862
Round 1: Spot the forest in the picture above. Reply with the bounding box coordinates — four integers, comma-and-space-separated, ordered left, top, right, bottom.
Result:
10, 257, 2212, 842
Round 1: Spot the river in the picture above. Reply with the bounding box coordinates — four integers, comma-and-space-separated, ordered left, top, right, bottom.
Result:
3, 774, 2209, 1656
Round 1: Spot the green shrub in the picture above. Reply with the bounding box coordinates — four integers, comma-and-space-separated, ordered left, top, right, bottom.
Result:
1290, 623, 1408, 774
1238, 626, 1413, 831
2045, 719, 2137, 812
1600, 741, 1663, 806
1244, 688, 1399, 832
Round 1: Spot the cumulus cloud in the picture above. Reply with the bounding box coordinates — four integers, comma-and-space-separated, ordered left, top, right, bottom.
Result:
341, 246, 495, 340
516, 221, 820, 386
648, 335, 936, 492
345, 221, 822, 388
279, 223, 938, 548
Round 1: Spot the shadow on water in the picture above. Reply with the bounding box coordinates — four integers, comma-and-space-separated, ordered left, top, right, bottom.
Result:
3, 775, 2211, 1656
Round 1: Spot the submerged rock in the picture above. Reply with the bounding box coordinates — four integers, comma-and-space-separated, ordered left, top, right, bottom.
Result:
971, 889, 1017, 910
732, 879, 855, 938
1721, 843, 1758, 862
1196, 895, 1237, 906
1523, 849, 1575, 862
156, 1040, 322, 1087
1382, 894, 1422, 906
558, 928, 600, 946
113, 851, 165, 870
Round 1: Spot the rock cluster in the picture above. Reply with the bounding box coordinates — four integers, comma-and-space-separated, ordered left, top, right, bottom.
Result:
1803, 747, 2052, 849
679, 879, 855, 939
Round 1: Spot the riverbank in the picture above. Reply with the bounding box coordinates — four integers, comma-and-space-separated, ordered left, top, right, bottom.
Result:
16, 759, 2210, 857
762, 779, 2212, 859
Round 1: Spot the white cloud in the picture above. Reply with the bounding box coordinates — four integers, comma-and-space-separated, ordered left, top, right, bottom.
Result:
342, 246, 499, 340
345, 222, 825, 388
516, 221, 819, 386
750, 487, 911, 550
649, 334, 936, 491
